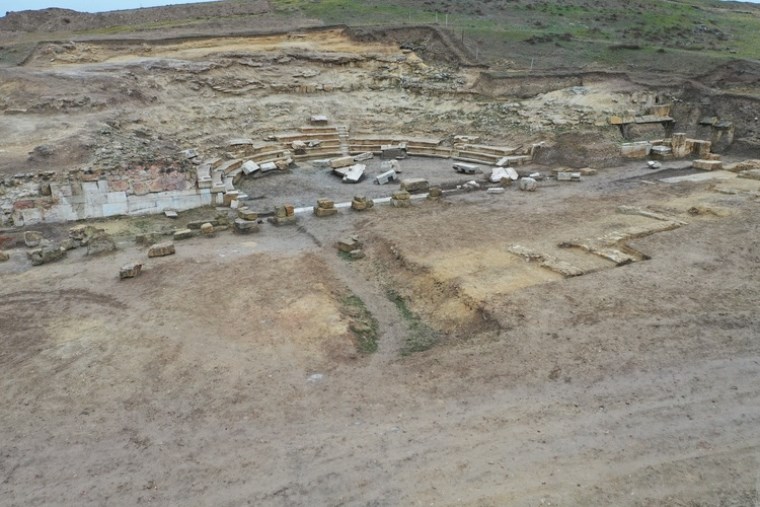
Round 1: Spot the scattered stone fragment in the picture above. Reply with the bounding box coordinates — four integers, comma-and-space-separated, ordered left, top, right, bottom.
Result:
375, 169, 398, 185
453, 162, 480, 174
349, 249, 365, 260
24, 231, 43, 248
556, 172, 581, 182
738, 169, 760, 181
489, 167, 509, 183
68, 225, 88, 241
0, 251, 9, 262
181, 149, 199, 160
119, 262, 142, 280
353, 152, 374, 162
647, 161, 662, 169
462, 180, 480, 190
351, 195, 374, 211
28, 245, 66, 266
164, 209, 178, 219
341, 164, 365, 183
519, 177, 538, 192
268, 215, 297, 226
148, 242, 175, 258
490, 167, 519, 183
381, 159, 401, 173
314, 198, 338, 217
86, 232, 116, 256
241, 160, 260, 175
200, 223, 215, 237
337, 236, 362, 253
391, 190, 411, 208
487, 187, 506, 194
330, 156, 355, 169
579, 167, 597, 176
237, 207, 258, 221
427, 187, 443, 201
310, 114, 328, 125
725, 159, 760, 172
291, 140, 308, 154
400, 178, 429, 193
233, 218, 260, 234
260, 161, 278, 172
269, 206, 296, 226
173, 229, 194, 240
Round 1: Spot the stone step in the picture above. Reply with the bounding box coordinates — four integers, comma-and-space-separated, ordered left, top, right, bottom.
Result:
453, 143, 517, 156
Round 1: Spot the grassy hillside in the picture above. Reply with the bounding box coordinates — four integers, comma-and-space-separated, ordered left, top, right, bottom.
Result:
2, 0, 758, 73
270, 0, 760, 70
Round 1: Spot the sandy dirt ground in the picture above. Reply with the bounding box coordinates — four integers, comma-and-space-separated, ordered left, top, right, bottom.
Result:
2, 162, 760, 506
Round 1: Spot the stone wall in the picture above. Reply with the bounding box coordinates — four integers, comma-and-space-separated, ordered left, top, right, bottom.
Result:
1, 164, 208, 226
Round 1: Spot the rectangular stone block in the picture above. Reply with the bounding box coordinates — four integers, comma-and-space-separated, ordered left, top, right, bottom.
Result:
401, 178, 430, 193
342, 164, 365, 183
317, 198, 335, 209
174, 229, 194, 240
237, 208, 258, 220
234, 218, 260, 234
102, 202, 128, 216
330, 156, 355, 169
337, 236, 361, 253
148, 242, 176, 258
353, 152, 374, 162
693, 159, 723, 171
375, 169, 397, 185
268, 215, 297, 227
223, 191, 240, 207
621, 142, 652, 158
242, 160, 260, 175
106, 191, 128, 204
314, 207, 338, 217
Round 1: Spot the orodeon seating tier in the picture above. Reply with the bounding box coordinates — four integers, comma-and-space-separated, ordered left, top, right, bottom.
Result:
0, 122, 537, 226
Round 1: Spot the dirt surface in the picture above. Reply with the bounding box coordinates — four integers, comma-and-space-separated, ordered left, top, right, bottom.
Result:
2, 162, 760, 506
2, 5, 760, 506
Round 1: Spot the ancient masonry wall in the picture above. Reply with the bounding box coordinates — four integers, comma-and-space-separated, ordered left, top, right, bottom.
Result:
1, 128, 534, 227
2, 164, 206, 227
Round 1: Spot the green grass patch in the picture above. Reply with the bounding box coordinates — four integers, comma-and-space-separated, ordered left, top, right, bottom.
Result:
386, 289, 438, 356
342, 294, 379, 354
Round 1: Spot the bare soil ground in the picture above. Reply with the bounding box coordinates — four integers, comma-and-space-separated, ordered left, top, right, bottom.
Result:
1, 10, 760, 506
2, 162, 760, 506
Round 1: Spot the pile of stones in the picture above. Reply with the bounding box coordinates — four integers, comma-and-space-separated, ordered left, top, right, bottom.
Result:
314, 198, 338, 217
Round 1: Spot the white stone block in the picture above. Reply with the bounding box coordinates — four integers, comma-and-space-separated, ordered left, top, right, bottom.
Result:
106, 191, 128, 203
102, 202, 128, 216
20, 208, 43, 225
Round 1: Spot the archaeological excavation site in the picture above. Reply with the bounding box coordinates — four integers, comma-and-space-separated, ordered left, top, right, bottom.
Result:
1, 0, 760, 505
